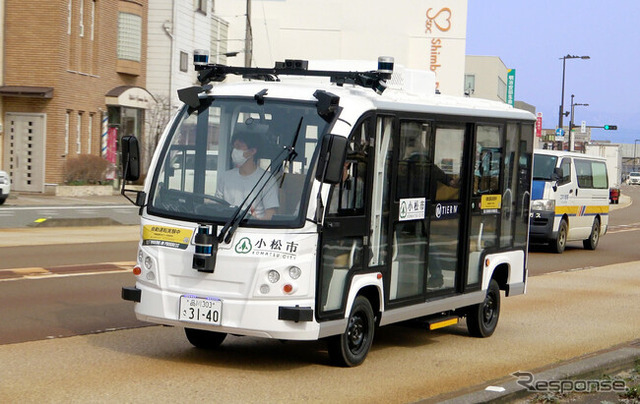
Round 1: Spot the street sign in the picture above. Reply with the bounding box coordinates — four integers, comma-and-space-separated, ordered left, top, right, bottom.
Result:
536, 112, 542, 137
581, 120, 586, 134
555, 128, 564, 137
506, 69, 516, 106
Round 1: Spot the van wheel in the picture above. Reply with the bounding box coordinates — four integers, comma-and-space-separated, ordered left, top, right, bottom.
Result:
583, 218, 600, 250
467, 279, 500, 338
327, 296, 375, 367
551, 219, 568, 254
184, 328, 227, 349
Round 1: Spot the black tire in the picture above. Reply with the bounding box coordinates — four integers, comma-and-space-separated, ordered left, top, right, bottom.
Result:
551, 219, 568, 254
184, 328, 227, 349
327, 296, 375, 367
467, 279, 500, 338
583, 218, 600, 250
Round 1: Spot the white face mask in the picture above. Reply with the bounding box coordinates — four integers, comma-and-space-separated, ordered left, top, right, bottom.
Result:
231, 148, 250, 167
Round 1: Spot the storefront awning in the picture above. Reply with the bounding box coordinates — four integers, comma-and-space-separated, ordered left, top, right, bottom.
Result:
0, 86, 54, 98
105, 85, 154, 109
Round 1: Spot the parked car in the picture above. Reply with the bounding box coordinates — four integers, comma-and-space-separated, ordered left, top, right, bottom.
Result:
627, 172, 640, 185
0, 170, 10, 205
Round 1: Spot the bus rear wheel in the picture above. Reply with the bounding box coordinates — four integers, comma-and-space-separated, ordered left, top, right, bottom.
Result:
327, 296, 375, 367
583, 218, 600, 250
467, 279, 500, 338
184, 328, 227, 349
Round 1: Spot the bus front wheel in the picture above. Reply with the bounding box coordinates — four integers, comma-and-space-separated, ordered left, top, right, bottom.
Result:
551, 219, 568, 254
184, 328, 227, 349
327, 296, 375, 367
467, 279, 500, 338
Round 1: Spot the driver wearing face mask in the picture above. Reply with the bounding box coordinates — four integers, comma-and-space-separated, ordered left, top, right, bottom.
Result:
215, 130, 279, 220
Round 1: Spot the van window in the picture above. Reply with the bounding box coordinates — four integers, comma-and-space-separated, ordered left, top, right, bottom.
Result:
559, 158, 571, 185
575, 159, 608, 189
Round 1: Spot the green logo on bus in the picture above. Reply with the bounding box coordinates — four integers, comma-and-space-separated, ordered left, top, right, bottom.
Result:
235, 237, 252, 254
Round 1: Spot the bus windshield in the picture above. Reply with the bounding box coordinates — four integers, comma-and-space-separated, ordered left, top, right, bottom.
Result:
147, 97, 331, 227
532, 154, 558, 181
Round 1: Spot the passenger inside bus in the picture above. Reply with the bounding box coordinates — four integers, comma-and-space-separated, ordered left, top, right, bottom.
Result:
215, 129, 279, 220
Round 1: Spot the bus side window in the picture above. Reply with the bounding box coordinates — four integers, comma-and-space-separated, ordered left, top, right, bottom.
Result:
397, 121, 431, 199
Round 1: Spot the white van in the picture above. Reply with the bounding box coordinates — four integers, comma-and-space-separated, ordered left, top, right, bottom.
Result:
530, 150, 609, 253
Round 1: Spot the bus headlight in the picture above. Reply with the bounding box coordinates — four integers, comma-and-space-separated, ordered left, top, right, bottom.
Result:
267, 270, 280, 283
288, 266, 302, 280
531, 199, 555, 212
144, 256, 153, 270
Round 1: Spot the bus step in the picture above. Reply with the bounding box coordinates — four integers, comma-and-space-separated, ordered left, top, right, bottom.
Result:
426, 316, 459, 331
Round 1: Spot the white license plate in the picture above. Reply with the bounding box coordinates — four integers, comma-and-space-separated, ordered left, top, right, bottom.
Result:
179, 295, 222, 325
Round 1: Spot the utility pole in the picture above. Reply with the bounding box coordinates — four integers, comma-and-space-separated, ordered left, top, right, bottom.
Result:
244, 0, 252, 68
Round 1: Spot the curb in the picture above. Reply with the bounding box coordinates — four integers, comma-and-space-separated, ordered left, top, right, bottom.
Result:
429, 340, 640, 403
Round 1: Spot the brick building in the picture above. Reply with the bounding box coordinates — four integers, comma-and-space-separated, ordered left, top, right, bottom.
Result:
1, 0, 152, 192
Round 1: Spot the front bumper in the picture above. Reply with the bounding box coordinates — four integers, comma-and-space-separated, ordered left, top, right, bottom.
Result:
121, 284, 320, 340
529, 210, 555, 240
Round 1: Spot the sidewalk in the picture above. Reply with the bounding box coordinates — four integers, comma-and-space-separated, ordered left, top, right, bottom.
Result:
3, 190, 131, 207
0, 191, 139, 247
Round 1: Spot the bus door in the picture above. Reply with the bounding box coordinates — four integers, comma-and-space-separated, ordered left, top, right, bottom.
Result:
386, 120, 467, 304
318, 120, 372, 319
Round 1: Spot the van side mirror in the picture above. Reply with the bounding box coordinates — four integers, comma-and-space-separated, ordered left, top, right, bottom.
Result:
121, 135, 140, 182
552, 167, 563, 181
315, 134, 348, 184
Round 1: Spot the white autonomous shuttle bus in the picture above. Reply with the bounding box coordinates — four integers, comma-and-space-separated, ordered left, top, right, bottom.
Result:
121, 54, 535, 366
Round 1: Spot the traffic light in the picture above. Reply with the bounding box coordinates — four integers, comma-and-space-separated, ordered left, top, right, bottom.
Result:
603, 125, 617, 130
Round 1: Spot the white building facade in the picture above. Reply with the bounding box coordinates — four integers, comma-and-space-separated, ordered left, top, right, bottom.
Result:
147, 0, 229, 111
215, 0, 468, 96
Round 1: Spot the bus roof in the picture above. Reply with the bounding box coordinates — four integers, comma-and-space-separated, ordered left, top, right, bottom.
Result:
203, 59, 535, 129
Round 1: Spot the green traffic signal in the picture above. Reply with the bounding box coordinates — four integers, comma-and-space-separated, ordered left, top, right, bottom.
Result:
603, 125, 618, 130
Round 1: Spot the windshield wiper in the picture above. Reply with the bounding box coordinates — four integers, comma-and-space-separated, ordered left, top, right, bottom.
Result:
218, 117, 304, 244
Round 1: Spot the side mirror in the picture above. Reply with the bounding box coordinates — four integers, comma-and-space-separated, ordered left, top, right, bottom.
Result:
121, 135, 140, 182
552, 167, 563, 180
552, 167, 563, 192
315, 134, 348, 185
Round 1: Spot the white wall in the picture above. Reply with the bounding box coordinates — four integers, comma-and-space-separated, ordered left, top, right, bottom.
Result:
147, 0, 218, 110
465, 55, 509, 102
215, 0, 467, 96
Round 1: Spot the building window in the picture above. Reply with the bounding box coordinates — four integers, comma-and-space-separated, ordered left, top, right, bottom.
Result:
497, 77, 507, 102
68, 0, 72, 35
90, 0, 95, 41
79, 0, 85, 37
88, 114, 93, 154
65, 112, 70, 156
180, 51, 189, 72
77, 113, 83, 154
464, 74, 475, 95
197, 0, 208, 14
117, 12, 142, 62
